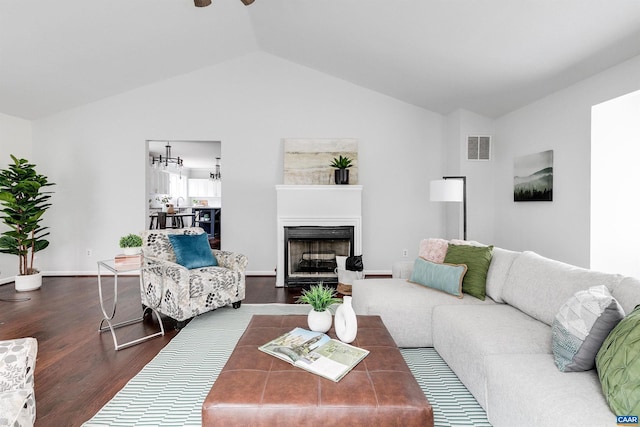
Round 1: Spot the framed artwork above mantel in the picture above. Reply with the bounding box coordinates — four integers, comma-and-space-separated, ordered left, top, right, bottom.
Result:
283, 138, 359, 185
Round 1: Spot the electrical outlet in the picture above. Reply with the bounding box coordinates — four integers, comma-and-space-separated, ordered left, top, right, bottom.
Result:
402, 249, 408, 257
86, 249, 92, 257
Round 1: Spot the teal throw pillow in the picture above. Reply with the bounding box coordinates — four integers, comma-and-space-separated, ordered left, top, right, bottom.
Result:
596, 304, 640, 416
168, 233, 217, 269
552, 285, 624, 372
409, 257, 467, 298
443, 244, 493, 300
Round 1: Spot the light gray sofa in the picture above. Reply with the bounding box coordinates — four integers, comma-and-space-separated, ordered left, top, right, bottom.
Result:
352, 247, 640, 427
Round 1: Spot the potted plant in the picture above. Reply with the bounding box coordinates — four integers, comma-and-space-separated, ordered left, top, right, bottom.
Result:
330, 155, 353, 185
0, 155, 55, 291
296, 282, 342, 332
119, 233, 143, 255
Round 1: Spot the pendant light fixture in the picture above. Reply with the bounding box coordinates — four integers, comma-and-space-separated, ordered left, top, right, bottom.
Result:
151, 143, 184, 170
210, 157, 221, 180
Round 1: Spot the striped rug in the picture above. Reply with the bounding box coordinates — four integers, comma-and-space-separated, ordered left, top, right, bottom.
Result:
83, 304, 490, 426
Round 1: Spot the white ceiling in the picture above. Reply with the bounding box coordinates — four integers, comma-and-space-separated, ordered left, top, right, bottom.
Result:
2, 0, 640, 120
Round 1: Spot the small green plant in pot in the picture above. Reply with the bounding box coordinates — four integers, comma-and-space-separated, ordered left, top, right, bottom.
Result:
119, 233, 143, 255
0, 155, 55, 291
297, 283, 342, 333
330, 155, 353, 185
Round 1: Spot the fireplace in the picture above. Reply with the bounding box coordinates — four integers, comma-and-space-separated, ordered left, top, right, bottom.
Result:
284, 226, 354, 286
276, 185, 362, 287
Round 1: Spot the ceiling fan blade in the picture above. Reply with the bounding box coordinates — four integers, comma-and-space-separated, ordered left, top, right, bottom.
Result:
240, 0, 255, 5
194, 0, 212, 7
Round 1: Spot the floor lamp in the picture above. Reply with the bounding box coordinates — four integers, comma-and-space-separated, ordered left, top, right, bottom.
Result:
430, 176, 467, 240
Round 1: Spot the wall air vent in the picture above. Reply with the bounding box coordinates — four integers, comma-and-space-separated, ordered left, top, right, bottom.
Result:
467, 136, 491, 161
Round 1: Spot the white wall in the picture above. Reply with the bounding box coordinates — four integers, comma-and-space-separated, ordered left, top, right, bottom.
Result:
494, 54, 640, 268
0, 113, 32, 283
591, 89, 640, 277
446, 109, 496, 244
23, 52, 446, 279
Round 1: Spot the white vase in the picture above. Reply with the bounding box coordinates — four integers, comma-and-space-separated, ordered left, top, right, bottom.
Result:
307, 309, 332, 333
123, 247, 141, 255
335, 296, 358, 343
15, 271, 42, 292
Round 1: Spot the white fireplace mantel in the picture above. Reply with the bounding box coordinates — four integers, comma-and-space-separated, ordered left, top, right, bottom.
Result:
276, 185, 363, 287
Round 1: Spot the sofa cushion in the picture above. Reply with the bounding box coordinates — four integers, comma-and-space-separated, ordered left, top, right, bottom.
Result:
432, 304, 552, 410
443, 244, 493, 300
351, 278, 494, 347
485, 247, 520, 303
418, 238, 448, 263
168, 233, 217, 269
611, 276, 640, 315
502, 251, 625, 326
596, 304, 640, 417
485, 353, 613, 427
552, 285, 624, 372
408, 257, 466, 298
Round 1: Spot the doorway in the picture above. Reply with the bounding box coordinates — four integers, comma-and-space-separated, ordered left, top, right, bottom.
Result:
146, 140, 222, 248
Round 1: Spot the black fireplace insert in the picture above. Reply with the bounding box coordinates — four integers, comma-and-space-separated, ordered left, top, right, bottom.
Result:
284, 226, 354, 286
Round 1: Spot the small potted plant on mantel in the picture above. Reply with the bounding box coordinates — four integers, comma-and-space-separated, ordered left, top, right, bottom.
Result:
0, 155, 55, 292
119, 233, 143, 255
330, 155, 353, 185
296, 282, 342, 333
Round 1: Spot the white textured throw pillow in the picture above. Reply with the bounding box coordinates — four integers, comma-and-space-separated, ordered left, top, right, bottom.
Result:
418, 238, 448, 263
552, 285, 624, 372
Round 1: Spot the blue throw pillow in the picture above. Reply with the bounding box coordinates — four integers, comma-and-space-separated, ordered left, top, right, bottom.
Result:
409, 257, 467, 298
168, 233, 217, 269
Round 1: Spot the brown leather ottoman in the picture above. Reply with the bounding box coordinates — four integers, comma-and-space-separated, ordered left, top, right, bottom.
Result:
202, 314, 433, 427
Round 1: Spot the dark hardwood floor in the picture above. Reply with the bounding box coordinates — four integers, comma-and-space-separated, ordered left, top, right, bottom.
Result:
0, 275, 310, 427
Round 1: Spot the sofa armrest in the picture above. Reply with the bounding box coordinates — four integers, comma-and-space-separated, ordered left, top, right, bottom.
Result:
212, 250, 248, 273
392, 260, 414, 279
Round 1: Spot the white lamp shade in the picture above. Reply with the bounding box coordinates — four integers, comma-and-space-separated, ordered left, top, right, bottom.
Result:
430, 179, 463, 202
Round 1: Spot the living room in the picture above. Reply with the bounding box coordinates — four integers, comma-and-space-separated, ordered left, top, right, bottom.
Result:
2, 2, 640, 283
2, 1, 640, 426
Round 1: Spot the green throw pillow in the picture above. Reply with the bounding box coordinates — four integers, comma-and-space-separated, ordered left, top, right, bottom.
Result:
409, 257, 467, 298
168, 233, 217, 269
596, 304, 640, 416
443, 244, 493, 300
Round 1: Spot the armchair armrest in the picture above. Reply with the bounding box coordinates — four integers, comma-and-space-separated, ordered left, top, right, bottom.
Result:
141, 256, 191, 309
212, 250, 248, 272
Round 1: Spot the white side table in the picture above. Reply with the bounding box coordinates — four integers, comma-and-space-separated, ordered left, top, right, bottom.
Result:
97, 259, 165, 350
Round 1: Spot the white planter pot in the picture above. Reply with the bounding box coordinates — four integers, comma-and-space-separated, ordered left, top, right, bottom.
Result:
307, 309, 332, 333
15, 272, 42, 292
335, 296, 358, 343
123, 247, 141, 255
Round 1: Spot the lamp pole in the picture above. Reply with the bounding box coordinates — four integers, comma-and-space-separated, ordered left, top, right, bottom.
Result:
442, 176, 467, 240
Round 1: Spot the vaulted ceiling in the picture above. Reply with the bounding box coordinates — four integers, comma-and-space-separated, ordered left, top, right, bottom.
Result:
2, 0, 640, 120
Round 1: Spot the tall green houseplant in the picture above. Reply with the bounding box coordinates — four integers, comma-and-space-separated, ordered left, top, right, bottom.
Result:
0, 155, 55, 276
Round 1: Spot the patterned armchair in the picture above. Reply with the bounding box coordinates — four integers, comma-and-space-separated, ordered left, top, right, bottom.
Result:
140, 227, 248, 328
0, 338, 37, 427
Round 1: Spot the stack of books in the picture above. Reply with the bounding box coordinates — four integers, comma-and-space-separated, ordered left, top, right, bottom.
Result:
114, 254, 143, 270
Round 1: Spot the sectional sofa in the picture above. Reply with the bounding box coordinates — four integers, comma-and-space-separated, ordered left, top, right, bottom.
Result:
352, 244, 640, 427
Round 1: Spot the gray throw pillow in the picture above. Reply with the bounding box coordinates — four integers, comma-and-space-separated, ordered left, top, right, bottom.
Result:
552, 285, 624, 372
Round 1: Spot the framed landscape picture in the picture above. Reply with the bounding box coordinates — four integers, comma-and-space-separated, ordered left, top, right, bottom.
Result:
514, 150, 553, 202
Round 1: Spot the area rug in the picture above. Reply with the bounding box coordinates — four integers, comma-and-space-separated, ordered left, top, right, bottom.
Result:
83, 304, 490, 427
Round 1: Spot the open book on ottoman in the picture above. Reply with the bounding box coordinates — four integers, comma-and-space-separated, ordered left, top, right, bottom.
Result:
259, 327, 369, 382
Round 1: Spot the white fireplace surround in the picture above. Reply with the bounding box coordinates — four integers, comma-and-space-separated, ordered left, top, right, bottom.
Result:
276, 185, 363, 287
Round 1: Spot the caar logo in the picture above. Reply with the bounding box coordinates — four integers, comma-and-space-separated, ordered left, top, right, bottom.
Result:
617, 415, 639, 426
